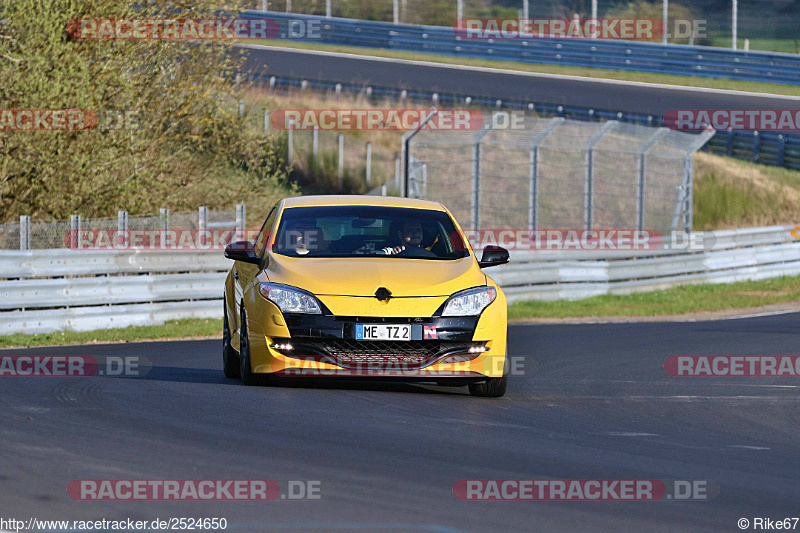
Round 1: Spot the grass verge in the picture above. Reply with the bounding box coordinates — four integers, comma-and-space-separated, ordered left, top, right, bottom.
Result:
0, 318, 222, 348
247, 40, 800, 97
693, 152, 800, 230
509, 275, 800, 319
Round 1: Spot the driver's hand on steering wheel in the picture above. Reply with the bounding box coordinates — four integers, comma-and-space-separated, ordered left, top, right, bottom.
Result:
382, 245, 405, 255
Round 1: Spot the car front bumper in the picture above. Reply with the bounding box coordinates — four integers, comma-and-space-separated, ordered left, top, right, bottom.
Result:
243, 295, 508, 379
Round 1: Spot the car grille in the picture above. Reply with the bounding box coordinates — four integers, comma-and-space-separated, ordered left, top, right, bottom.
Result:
273, 339, 481, 370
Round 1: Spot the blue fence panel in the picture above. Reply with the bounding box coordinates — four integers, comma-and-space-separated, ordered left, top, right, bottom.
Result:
245, 11, 800, 85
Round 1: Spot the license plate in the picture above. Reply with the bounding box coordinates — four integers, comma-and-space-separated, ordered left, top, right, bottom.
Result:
355, 324, 411, 341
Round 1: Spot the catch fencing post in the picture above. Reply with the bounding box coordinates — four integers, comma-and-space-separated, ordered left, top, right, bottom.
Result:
19, 215, 30, 251
236, 204, 246, 241
199, 206, 208, 248
401, 110, 438, 197
394, 154, 400, 192
584, 121, 618, 230
264, 110, 270, 133
70, 214, 81, 249
338, 133, 344, 189
686, 129, 715, 232
312, 126, 319, 156
160, 208, 170, 248
117, 210, 128, 248
287, 124, 293, 167
636, 128, 669, 231
365, 142, 372, 187
471, 123, 492, 232
528, 117, 563, 231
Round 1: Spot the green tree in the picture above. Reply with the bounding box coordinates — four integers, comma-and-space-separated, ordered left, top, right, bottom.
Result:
0, 0, 288, 220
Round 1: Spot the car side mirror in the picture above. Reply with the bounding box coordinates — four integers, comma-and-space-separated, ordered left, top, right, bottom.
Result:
224, 241, 260, 264
478, 245, 509, 268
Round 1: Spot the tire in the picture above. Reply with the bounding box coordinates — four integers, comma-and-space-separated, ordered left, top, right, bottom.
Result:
239, 306, 263, 386
222, 296, 240, 379
468, 371, 508, 398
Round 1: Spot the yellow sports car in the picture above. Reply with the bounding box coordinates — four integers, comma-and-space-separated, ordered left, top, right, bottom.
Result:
222, 195, 510, 397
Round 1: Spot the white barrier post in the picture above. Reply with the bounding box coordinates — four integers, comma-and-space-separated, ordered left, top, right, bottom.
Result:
117, 211, 128, 248
19, 215, 30, 250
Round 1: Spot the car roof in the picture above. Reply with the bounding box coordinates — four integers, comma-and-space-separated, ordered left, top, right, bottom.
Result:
281, 195, 447, 211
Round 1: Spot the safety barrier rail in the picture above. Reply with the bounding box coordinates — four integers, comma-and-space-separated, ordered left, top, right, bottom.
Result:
0, 225, 797, 334
246, 11, 800, 85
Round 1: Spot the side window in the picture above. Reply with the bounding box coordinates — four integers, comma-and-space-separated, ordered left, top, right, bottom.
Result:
253, 206, 277, 259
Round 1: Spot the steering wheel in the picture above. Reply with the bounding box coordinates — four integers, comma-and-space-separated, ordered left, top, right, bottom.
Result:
396, 246, 437, 258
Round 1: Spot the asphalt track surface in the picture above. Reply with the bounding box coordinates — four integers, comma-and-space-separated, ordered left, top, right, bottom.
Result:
2, 312, 799, 532
241, 45, 800, 117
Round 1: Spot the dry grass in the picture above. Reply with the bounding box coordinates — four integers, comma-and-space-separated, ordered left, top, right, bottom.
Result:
693, 151, 800, 229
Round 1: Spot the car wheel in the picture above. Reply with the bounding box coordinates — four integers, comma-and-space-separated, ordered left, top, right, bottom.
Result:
222, 296, 240, 379
238, 306, 263, 386
468, 371, 508, 398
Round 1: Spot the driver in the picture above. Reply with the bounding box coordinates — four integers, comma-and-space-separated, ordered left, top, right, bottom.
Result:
383, 221, 423, 255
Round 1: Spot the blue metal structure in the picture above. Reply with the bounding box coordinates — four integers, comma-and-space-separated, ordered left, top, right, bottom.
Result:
245, 11, 800, 85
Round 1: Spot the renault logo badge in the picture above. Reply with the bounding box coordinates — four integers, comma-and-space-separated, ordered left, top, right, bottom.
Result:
375, 287, 392, 301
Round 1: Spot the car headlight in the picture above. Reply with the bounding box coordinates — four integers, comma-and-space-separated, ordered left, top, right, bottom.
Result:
441, 286, 496, 317
259, 283, 322, 314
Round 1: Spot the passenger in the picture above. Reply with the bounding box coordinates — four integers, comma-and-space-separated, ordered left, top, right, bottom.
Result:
284, 220, 328, 255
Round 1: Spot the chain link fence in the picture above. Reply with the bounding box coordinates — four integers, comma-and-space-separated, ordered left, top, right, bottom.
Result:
0, 207, 241, 251
406, 113, 713, 235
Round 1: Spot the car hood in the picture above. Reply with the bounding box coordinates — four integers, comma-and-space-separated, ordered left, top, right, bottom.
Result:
265, 254, 485, 297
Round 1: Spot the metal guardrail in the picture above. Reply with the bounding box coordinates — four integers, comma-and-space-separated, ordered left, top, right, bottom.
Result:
0, 249, 228, 335
246, 11, 800, 85
0, 301, 221, 336
495, 225, 800, 302
255, 74, 800, 171
0, 225, 797, 334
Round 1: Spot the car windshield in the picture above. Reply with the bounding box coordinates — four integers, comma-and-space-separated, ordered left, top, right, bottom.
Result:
272, 205, 470, 260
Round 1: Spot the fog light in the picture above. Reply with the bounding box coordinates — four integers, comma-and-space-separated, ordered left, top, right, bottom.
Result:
270, 342, 293, 350
469, 345, 489, 353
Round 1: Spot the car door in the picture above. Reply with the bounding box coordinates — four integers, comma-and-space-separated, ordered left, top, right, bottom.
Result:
233, 205, 277, 323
